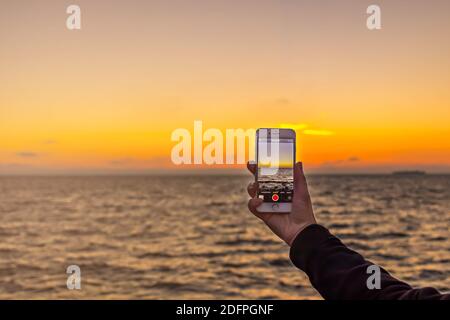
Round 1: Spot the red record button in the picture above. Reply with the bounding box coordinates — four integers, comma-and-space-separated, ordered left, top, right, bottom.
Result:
272, 194, 280, 202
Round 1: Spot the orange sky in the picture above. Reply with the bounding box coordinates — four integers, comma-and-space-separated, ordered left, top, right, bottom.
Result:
1, 0, 450, 174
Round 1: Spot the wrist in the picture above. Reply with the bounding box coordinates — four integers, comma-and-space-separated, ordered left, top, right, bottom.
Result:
286, 221, 315, 246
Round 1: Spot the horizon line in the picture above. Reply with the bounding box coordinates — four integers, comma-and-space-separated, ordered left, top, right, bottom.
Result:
1, 171, 449, 177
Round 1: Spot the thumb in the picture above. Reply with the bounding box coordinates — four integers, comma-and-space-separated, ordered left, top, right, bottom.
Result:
293, 162, 310, 202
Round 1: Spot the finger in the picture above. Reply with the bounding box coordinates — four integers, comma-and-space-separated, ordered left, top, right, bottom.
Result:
247, 160, 257, 176
247, 197, 264, 216
293, 162, 310, 201
247, 182, 258, 198
248, 198, 273, 223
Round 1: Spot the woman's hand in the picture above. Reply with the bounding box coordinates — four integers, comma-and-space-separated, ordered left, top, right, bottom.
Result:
247, 161, 317, 246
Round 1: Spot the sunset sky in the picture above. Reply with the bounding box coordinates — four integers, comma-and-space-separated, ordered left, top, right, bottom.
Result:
258, 139, 294, 169
1, 0, 450, 174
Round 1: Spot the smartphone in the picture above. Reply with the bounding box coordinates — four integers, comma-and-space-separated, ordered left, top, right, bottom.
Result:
256, 128, 296, 213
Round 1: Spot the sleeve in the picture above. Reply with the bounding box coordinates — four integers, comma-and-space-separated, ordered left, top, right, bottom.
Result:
289, 224, 450, 300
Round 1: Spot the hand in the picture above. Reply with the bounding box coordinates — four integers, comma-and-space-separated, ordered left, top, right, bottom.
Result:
247, 161, 317, 246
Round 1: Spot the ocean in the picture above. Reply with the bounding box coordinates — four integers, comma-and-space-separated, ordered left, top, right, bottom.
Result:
0, 174, 449, 299
258, 168, 294, 194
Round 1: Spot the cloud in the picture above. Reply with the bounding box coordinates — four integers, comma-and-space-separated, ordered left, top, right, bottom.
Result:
275, 98, 291, 105
278, 123, 335, 136
303, 129, 335, 136
321, 156, 360, 167
16, 151, 38, 158
279, 123, 308, 130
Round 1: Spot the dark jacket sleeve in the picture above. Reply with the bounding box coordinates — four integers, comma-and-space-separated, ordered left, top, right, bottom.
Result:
289, 224, 450, 300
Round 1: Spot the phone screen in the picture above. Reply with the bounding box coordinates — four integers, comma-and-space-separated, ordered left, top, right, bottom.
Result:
257, 132, 295, 203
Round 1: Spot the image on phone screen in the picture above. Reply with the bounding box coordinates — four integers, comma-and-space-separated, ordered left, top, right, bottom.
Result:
257, 131, 295, 203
